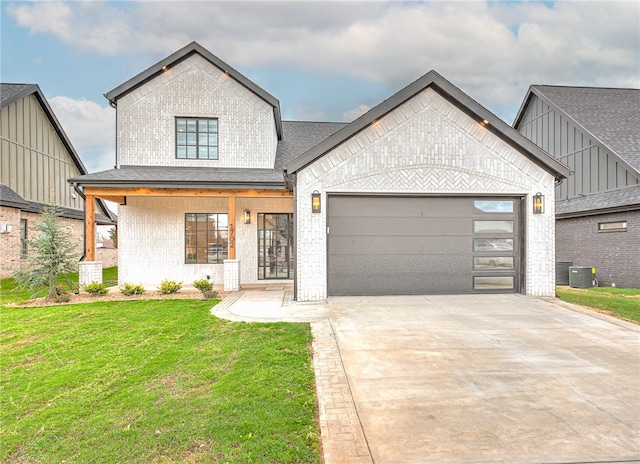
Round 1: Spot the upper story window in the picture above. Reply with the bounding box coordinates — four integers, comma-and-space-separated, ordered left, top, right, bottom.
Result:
176, 117, 218, 160
598, 221, 627, 232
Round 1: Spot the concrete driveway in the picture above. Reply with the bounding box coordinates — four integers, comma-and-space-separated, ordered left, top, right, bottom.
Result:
214, 291, 640, 463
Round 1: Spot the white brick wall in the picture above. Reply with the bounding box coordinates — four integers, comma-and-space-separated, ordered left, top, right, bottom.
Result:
116, 54, 278, 169
118, 196, 293, 287
295, 88, 557, 301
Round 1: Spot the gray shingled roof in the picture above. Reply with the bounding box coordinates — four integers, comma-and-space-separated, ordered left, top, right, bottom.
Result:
526, 86, 640, 174
556, 185, 640, 217
1, 83, 38, 108
69, 121, 347, 187
285, 70, 570, 180
0, 184, 31, 208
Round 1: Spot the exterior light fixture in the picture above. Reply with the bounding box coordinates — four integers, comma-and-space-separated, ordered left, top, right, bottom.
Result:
533, 192, 544, 214
243, 209, 251, 224
480, 119, 489, 127
311, 190, 321, 214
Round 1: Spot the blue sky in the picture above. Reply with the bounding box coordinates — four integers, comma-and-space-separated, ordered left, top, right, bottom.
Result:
2, 0, 639, 173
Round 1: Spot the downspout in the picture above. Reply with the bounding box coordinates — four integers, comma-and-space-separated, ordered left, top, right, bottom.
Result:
72, 182, 87, 262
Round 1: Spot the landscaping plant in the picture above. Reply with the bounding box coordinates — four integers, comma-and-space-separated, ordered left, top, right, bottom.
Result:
12, 205, 80, 300
193, 278, 217, 299
83, 281, 109, 296
158, 279, 182, 294
120, 283, 145, 296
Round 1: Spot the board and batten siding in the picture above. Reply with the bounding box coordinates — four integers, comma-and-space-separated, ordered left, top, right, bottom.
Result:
516, 94, 640, 200
115, 54, 278, 169
295, 87, 557, 302
0, 94, 82, 209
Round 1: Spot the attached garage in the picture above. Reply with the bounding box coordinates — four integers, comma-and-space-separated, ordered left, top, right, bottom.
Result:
286, 70, 569, 302
327, 195, 521, 295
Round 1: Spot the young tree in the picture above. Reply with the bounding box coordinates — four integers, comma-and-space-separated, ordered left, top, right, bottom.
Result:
13, 205, 80, 300
107, 226, 117, 248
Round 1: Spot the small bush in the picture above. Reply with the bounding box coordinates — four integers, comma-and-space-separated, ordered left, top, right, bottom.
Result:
158, 280, 182, 294
120, 283, 145, 296
83, 281, 109, 296
53, 284, 71, 303
193, 279, 217, 300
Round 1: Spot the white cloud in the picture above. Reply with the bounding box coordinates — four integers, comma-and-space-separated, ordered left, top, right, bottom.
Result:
292, 106, 329, 121
343, 104, 371, 121
49, 96, 115, 173
9, 0, 639, 122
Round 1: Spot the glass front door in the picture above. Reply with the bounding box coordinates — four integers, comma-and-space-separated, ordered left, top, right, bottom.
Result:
258, 213, 294, 280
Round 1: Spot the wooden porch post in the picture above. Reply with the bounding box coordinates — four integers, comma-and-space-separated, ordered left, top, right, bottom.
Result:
228, 196, 236, 259
85, 194, 96, 261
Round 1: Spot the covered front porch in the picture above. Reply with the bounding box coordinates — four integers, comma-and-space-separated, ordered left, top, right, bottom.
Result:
80, 186, 293, 292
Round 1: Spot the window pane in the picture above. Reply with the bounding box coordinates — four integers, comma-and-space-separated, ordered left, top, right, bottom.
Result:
187, 133, 197, 145
217, 214, 228, 229
474, 276, 514, 290
177, 146, 186, 158
474, 238, 513, 252
187, 146, 197, 158
598, 221, 627, 231
474, 257, 514, 270
474, 200, 513, 213
209, 147, 218, 159
186, 119, 197, 131
474, 220, 513, 233
177, 133, 186, 145
208, 133, 218, 146
176, 119, 186, 132
198, 119, 209, 131
209, 119, 218, 131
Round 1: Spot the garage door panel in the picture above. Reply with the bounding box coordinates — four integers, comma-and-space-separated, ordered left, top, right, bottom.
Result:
327, 195, 520, 296
330, 236, 472, 256
328, 272, 472, 296
330, 196, 473, 218
330, 217, 471, 236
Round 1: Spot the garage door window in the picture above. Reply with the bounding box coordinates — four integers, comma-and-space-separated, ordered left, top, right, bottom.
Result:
473, 200, 514, 213
473, 257, 514, 270
474, 238, 513, 252
474, 220, 514, 233
474, 276, 514, 290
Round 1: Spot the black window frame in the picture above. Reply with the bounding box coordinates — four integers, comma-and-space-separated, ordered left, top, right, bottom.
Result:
184, 213, 228, 264
175, 117, 219, 160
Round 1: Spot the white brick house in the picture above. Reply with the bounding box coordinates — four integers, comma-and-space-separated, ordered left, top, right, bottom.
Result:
71, 42, 568, 301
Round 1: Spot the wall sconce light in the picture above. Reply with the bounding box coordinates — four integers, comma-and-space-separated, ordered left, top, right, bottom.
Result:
533, 192, 544, 214
0, 223, 12, 234
243, 209, 251, 224
311, 191, 321, 214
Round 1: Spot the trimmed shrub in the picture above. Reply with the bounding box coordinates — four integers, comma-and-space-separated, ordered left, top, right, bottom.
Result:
192, 279, 217, 300
120, 283, 145, 296
158, 280, 182, 294
83, 281, 109, 296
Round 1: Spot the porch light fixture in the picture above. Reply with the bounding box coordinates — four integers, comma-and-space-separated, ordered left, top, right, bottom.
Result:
311, 191, 321, 214
243, 209, 251, 224
533, 192, 544, 214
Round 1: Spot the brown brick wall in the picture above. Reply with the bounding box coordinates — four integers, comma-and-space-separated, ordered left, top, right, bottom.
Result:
556, 210, 640, 288
0, 206, 85, 279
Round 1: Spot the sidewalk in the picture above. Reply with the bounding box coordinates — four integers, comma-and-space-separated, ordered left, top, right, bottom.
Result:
211, 289, 373, 464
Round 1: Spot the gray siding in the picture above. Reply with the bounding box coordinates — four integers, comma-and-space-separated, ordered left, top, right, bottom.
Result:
517, 95, 639, 200
556, 210, 640, 288
1, 94, 82, 209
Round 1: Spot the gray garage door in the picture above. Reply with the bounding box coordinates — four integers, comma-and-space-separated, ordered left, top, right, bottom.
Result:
327, 195, 521, 296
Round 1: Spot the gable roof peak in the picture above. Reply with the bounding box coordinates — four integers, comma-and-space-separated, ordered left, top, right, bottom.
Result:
104, 41, 283, 139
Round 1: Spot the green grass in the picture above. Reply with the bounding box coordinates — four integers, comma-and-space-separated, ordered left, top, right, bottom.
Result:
0, 267, 118, 305
1, 299, 320, 463
556, 286, 640, 324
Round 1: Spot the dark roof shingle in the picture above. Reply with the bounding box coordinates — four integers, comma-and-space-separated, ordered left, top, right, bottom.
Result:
556, 185, 640, 217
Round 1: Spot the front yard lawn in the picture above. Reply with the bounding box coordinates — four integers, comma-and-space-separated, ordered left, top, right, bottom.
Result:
556, 286, 640, 324
1, 299, 320, 463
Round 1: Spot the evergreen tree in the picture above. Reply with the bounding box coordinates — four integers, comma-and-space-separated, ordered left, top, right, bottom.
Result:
13, 205, 80, 300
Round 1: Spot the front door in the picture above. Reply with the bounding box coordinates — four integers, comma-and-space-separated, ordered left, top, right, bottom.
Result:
258, 213, 294, 279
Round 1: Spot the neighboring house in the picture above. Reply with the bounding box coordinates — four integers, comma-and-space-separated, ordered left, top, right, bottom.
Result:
514, 86, 640, 288
70, 42, 568, 301
0, 84, 116, 278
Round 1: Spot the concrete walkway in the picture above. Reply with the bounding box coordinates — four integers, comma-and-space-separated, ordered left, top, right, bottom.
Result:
212, 290, 640, 464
